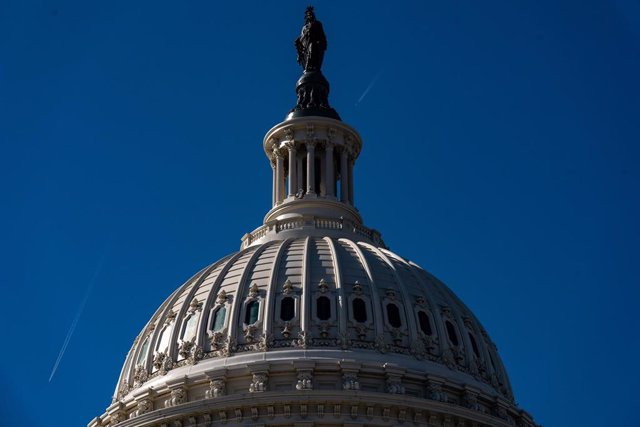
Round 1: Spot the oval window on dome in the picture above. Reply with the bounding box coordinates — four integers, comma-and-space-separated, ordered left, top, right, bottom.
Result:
445, 320, 459, 346
418, 311, 432, 335
280, 297, 295, 321
136, 337, 150, 365
211, 306, 227, 332
352, 298, 367, 323
469, 332, 480, 357
245, 300, 260, 325
316, 296, 331, 320
386, 303, 402, 328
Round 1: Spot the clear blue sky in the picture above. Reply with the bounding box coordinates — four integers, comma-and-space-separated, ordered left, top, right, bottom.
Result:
1, 1, 639, 425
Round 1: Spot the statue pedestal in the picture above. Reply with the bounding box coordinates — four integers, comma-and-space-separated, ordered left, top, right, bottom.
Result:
288, 71, 340, 120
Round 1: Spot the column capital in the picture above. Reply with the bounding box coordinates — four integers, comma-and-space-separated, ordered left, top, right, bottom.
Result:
272, 147, 285, 159
284, 140, 297, 151
305, 140, 317, 149
324, 141, 334, 152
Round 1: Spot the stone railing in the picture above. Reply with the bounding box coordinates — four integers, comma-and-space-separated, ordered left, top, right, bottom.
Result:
241, 216, 385, 249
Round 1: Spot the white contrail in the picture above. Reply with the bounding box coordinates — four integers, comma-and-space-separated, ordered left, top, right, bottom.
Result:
49, 246, 109, 382
355, 70, 383, 106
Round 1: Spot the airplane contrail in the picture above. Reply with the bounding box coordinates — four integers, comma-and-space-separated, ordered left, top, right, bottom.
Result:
355, 70, 384, 106
49, 244, 110, 382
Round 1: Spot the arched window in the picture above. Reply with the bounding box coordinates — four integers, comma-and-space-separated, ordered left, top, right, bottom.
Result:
280, 297, 295, 321
386, 303, 402, 328
245, 300, 260, 325
136, 337, 150, 365
469, 332, 480, 357
316, 296, 331, 320
445, 320, 459, 346
418, 311, 432, 335
352, 298, 367, 323
211, 306, 227, 332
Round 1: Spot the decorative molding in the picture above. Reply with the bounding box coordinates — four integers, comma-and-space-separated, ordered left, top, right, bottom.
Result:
295, 370, 313, 391
342, 372, 360, 391
205, 379, 226, 399
187, 298, 202, 315
131, 398, 153, 418
249, 373, 268, 393
282, 279, 294, 295
152, 352, 173, 375
318, 278, 329, 294
132, 365, 149, 388
248, 283, 259, 298
164, 387, 186, 408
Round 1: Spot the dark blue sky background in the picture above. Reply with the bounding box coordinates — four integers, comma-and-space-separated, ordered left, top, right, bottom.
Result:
1, 1, 639, 425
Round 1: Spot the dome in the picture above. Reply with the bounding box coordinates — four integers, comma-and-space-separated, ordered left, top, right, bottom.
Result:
90, 7, 537, 427
95, 236, 535, 427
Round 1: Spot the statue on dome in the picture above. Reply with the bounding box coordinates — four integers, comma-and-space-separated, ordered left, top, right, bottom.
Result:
287, 6, 341, 120
295, 6, 327, 72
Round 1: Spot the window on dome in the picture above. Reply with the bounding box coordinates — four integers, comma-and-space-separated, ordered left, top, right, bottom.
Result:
352, 298, 367, 323
445, 320, 459, 346
316, 296, 331, 320
156, 325, 172, 353
211, 306, 226, 332
181, 314, 199, 342
386, 303, 402, 328
469, 332, 480, 357
245, 300, 260, 325
418, 311, 432, 335
136, 337, 150, 365
280, 297, 295, 321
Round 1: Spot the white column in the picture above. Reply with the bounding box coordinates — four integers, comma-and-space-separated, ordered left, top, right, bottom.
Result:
275, 150, 284, 204
297, 155, 304, 194
340, 148, 349, 203
319, 150, 326, 196
286, 142, 297, 197
325, 143, 334, 197
306, 141, 316, 195
271, 162, 276, 206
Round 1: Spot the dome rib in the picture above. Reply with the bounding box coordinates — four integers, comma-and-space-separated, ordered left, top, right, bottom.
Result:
194, 251, 243, 355
170, 257, 232, 362
262, 239, 291, 343
300, 236, 311, 337
145, 271, 203, 369
323, 236, 348, 340
227, 242, 276, 349
338, 238, 385, 341
362, 242, 419, 341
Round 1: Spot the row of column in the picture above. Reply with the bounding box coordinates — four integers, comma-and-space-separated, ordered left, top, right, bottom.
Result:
272, 142, 353, 206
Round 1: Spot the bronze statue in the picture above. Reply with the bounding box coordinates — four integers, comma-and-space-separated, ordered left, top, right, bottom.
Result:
288, 6, 340, 120
295, 6, 327, 72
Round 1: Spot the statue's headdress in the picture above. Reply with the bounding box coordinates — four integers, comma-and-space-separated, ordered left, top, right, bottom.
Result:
305, 6, 316, 22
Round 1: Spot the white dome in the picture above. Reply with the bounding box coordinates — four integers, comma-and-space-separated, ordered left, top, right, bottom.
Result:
91, 236, 535, 427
